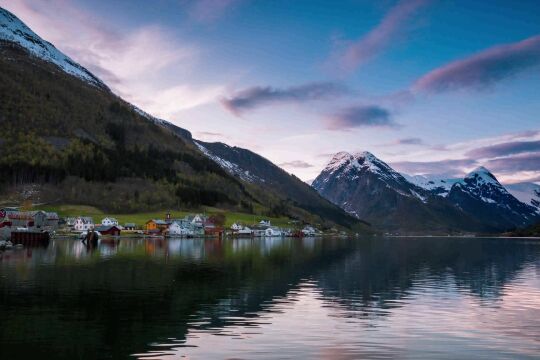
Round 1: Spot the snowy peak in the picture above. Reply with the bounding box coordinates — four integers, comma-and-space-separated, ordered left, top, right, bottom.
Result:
0, 7, 106, 89
464, 166, 500, 186
322, 151, 404, 183
324, 152, 354, 172
456, 166, 509, 199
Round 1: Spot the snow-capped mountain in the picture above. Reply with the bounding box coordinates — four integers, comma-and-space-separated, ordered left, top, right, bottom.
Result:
446, 167, 539, 230
505, 182, 540, 213
403, 174, 459, 197
0, 7, 106, 88
314, 151, 428, 203
312, 152, 481, 232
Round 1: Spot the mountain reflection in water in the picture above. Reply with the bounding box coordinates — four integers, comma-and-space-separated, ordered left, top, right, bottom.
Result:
0, 237, 539, 359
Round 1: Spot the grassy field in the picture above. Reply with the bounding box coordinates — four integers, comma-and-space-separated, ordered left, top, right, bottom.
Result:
39, 204, 294, 228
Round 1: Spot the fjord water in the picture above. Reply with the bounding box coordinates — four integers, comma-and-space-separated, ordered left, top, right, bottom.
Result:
0, 237, 539, 359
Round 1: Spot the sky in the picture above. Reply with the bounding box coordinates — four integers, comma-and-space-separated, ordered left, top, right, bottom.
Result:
2, 0, 540, 184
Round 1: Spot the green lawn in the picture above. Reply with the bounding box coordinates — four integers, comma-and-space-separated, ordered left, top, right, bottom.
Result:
40, 204, 294, 228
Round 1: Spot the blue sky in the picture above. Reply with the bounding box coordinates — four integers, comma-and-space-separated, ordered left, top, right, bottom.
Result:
2, 0, 540, 183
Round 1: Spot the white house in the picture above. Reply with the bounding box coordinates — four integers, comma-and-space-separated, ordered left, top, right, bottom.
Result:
74, 217, 94, 232
301, 226, 317, 237
259, 219, 271, 227
265, 227, 282, 237
186, 214, 205, 226
168, 221, 193, 237
65, 217, 76, 228
101, 217, 119, 226
237, 226, 252, 236
231, 223, 243, 231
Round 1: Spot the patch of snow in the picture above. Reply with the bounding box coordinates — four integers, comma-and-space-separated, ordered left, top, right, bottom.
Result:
506, 182, 540, 213
131, 105, 171, 126
403, 174, 459, 197
0, 8, 105, 88
410, 190, 427, 203
195, 141, 263, 183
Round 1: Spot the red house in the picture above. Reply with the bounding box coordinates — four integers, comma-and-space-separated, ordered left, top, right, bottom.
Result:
95, 225, 121, 236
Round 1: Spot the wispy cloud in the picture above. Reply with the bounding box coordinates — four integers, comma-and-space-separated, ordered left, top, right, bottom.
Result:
221, 82, 349, 115
466, 140, 540, 159
133, 84, 225, 119
325, 105, 397, 130
413, 35, 540, 93
486, 152, 540, 172
196, 131, 225, 137
185, 0, 244, 23
330, 0, 429, 73
278, 160, 314, 169
396, 137, 425, 145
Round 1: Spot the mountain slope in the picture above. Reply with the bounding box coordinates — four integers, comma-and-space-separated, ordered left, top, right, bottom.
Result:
312, 152, 484, 233
505, 182, 540, 213
447, 167, 539, 230
0, 7, 105, 88
403, 174, 459, 197
195, 142, 368, 229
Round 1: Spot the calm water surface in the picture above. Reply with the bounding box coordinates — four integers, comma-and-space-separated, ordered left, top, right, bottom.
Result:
0, 236, 539, 359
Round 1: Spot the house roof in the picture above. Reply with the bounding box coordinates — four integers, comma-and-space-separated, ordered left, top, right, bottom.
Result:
95, 225, 120, 232
147, 219, 167, 225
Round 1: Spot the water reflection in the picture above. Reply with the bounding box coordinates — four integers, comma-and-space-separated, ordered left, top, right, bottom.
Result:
0, 237, 539, 359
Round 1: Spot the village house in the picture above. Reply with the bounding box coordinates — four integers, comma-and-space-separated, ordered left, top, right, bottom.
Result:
186, 214, 205, 227
0, 208, 59, 230
145, 219, 168, 233
74, 217, 94, 232
94, 225, 121, 237
64, 217, 76, 228
251, 225, 267, 237
124, 223, 136, 231
101, 217, 119, 227
302, 226, 317, 237
231, 222, 243, 231
0, 208, 59, 241
237, 226, 253, 236
265, 226, 283, 237
168, 221, 193, 237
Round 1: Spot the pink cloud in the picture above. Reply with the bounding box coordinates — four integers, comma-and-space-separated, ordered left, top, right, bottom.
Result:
413, 35, 540, 93
331, 0, 429, 73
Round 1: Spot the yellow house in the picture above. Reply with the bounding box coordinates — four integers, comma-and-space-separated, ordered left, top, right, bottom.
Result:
146, 220, 157, 231
146, 219, 168, 232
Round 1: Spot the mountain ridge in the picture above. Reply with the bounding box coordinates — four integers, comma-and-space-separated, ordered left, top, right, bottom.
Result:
313, 151, 539, 232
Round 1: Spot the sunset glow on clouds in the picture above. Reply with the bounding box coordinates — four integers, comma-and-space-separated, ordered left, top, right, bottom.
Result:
1, 0, 539, 183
